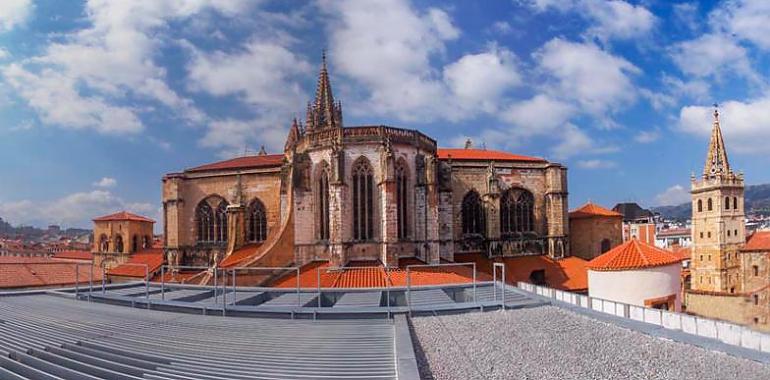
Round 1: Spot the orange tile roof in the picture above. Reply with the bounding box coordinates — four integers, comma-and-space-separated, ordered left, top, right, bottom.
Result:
455, 253, 589, 291
108, 248, 164, 278
671, 246, 691, 260
587, 239, 682, 271
271, 258, 491, 288
52, 250, 93, 261
93, 211, 155, 223
744, 231, 770, 251
219, 243, 262, 268
0, 260, 103, 289
657, 228, 691, 237
569, 202, 623, 219
187, 154, 284, 172
437, 148, 545, 163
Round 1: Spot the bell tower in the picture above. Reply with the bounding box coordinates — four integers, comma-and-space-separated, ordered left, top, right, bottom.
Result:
690, 108, 745, 293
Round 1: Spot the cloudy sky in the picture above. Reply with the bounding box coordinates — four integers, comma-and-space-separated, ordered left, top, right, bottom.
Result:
1, 0, 770, 229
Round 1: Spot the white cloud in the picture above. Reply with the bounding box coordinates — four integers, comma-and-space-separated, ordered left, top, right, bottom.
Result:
1, 1, 248, 134
0, 48, 9, 59
490, 21, 512, 35
522, 0, 656, 42
0, 190, 156, 228
92, 177, 117, 188
634, 129, 660, 144
535, 38, 640, 117
654, 185, 691, 206
0, 0, 32, 32
576, 159, 617, 169
670, 33, 755, 81
323, 0, 460, 121
443, 46, 521, 113
500, 94, 575, 136
679, 98, 770, 154
710, 0, 770, 50
200, 118, 288, 155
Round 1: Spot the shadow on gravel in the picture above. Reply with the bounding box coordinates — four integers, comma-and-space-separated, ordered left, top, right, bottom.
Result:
407, 317, 435, 380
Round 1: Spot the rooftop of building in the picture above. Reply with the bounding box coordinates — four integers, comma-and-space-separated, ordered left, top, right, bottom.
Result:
612, 202, 655, 221
92, 210, 155, 223
569, 202, 623, 219
587, 239, 682, 271
107, 248, 164, 278
0, 257, 102, 289
744, 230, 770, 251
436, 148, 546, 163
51, 250, 93, 261
657, 227, 691, 237
186, 153, 285, 173
454, 253, 588, 292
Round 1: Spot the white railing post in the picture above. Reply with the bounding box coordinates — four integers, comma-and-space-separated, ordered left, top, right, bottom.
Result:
317, 267, 321, 308
232, 268, 236, 305
213, 268, 218, 303
472, 263, 477, 303
75, 263, 79, 299
296, 267, 301, 308
406, 267, 411, 315
161, 265, 166, 301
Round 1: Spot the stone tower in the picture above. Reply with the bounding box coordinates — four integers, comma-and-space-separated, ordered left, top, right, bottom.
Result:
690, 108, 745, 293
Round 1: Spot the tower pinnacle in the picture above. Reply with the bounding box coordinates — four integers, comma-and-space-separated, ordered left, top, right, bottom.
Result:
306, 51, 342, 130
703, 105, 731, 179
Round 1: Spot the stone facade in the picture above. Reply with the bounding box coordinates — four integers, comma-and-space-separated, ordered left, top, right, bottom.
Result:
570, 214, 622, 260
161, 56, 570, 271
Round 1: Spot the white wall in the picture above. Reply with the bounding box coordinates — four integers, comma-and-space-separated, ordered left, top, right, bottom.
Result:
588, 264, 681, 311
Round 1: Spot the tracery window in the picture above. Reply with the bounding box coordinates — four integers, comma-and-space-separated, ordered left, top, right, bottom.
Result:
318, 163, 330, 241
500, 188, 535, 236
247, 199, 268, 243
196, 198, 230, 243
396, 162, 408, 240
352, 158, 374, 241
462, 191, 485, 236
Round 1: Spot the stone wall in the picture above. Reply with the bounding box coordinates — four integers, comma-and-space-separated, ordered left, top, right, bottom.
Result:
569, 216, 622, 260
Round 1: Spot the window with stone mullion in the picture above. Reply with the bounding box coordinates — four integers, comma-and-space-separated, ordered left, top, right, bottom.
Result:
318, 170, 330, 241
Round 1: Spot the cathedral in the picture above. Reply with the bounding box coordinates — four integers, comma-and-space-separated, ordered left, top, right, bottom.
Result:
161, 56, 569, 275
687, 109, 770, 330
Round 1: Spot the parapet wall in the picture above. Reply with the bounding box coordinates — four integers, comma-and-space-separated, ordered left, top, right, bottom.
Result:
518, 282, 770, 353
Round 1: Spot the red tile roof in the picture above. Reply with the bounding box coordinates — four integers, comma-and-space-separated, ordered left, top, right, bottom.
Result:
587, 239, 682, 271
93, 211, 155, 223
671, 246, 691, 260
455, 253, 589, 291
744, 231, 770, 251
219, 243, 262, 268
569, 202, 623, 219
52, 250, 93, 261
108, 248, 164, 278
0, 259, 103, 289
187, 154, 284, 172
657, 228, 691, 237
437, 148, 545, 163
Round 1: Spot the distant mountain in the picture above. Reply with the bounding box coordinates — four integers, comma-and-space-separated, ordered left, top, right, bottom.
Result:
0, 217, 90, 240
652, 184, 770, 221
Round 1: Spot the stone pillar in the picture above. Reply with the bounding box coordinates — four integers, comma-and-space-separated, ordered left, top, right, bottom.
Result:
545, 164, 569, 258
425, 155, 440, 264
484, 161, 501, 256
329, 146, 347, 267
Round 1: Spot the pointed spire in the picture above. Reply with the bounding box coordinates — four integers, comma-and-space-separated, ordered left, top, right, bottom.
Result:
306, 51, 342, 130
703, 105, 732, 178
285, 117, 301, 152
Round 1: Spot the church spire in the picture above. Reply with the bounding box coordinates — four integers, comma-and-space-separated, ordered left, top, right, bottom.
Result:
306, 51, 342, 130
703, 106, 732, 179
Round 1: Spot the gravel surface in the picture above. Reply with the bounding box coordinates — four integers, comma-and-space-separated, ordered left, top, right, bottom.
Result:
410, 306, 770, 380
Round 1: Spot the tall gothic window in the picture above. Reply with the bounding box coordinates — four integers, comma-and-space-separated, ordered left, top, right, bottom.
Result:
500, 188, 535, 236
115, 235, 124, 253
247, 199, 268, 243
318, 163, 330, 241
396, 162, 408, 240
725, 196, 731, 210
196, 200, 215, 242
708, 198, 713, 211
352, 158, 374, 241
215, 200, 228, 242
697, 199, 703, 213
734, 197, 739, 210
462, 191, 485, 236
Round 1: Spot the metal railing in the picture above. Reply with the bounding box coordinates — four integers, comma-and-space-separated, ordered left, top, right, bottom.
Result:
101, 262, 149, 302
158, 265, 213, 301
316, 266, 391, 312
225, 266, 301, 310
405, 262, 476, 314
492, 262, 506, 309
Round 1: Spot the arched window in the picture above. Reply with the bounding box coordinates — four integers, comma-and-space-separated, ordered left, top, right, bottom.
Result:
318, 163, 330, 241
707, 198, 713, 211
132, 235, 138, 252
143, 235, 151, 249
725, 197, 730, 210
196, 200, 215, 242
247, 199, 268, 243
352, 158, 374, 241
99, 234, 109, 252
115, 235, 124, 253
601, 239, 612, 253
697, 199, 703, 213
396, 162, 408, 240
500, 188, 535, 235
462, 191, 485, 236
215, 200, 228, 242
734, 197, 739, 210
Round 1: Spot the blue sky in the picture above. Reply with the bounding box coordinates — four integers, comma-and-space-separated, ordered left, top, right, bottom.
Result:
2, 0, 770, 230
